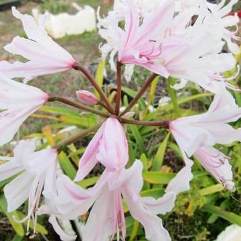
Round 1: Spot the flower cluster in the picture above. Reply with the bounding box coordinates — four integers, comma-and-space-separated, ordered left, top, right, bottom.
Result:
0, 0, 240, 241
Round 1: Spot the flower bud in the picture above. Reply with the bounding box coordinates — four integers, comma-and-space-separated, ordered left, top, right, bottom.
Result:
76, 90, 98, 105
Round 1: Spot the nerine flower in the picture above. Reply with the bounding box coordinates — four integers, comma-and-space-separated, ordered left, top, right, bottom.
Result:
0, 7, 76, 81
0, 140, 57, 228
196, 0, 240, 54
38, 168, 77, 241
75, 117, 129, 181
52, 117, 192, 241
98, 0, 236, 90
170, 86, 241, 190
57, 158, 192, 241
0, 74, 48, 145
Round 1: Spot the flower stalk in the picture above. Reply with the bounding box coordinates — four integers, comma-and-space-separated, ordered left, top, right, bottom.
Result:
115, 62, 122, 115
120, 118, 169, 128
73, 64, 115, 114
48, 96, 110, 118
120, 73, 158, 116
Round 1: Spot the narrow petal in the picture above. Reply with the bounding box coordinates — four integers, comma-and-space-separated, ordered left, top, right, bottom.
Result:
122, 160, 171, 241
75, 123, 104, 181
194, 147, 235, 191
166, 152, 193, 194
49, 216, 77, 241
2, 7, 76, 79
4, 172, 33, 212
56, 172, 109, 219
0, 107, 42, 146
125, 192, 171, 241
0, 160, 23, 182
81, 187, 117, 241
97, 117, 129, 170
141, 192, 176, 215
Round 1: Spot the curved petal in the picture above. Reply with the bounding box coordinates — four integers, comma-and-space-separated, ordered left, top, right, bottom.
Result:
2, 7, 75, 80
141, 192, 176, 215
194, 147, 235, 191
49, 216, 77, 241
0, 160, 23, 182
122, 160, 171, 241
56, 172, 109, 219
124, 192, 171, 241
81, 188, 124, 241
0, 107, 42, 146
75, 123, 104, 181
4, 172, 33, 212
97, 117, 128, 170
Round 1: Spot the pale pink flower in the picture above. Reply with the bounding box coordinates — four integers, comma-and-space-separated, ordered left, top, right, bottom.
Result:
56, 159, 192, 241
0, 74, 48, 145
75, 117, 129, 181
195, 147, 234, 191
53, 116, 192, 241
38, 168, 77, 241
170, 86, 241, 190
173, 0, 240, 54
76, 90, 98, 106
0, 7, 76, 81
0, 140, 57, 228
174, 0, 204, 13
98, 0, 236, 90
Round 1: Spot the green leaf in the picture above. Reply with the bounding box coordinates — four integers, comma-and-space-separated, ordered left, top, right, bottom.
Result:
15, 211, 48, 235
157, 93, 212, 113
140, 153, 148, 171
148, 76, 159, 104
122, 86, 137, 97
6, 212, 25, 237
60, 115, 96, 128
143, 172, 175, 184
123, 94, 129, 107
95, 60, 105, 96
167, 78, 180, 116
199, 184, 224, 196
129, 220, 140, 241
78, 176, 99, 188
0, 196, 25, 236
12, 235, 23, 241
141, 188, 164, 198
203, 205, 241, 225
152, 133, 170, 171
129, 125, 144, 151
58, 151, 77, 180
41, 105, 81, 117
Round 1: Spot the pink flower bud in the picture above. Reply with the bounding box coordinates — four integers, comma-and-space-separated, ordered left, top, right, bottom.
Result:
76, 90, 98, 105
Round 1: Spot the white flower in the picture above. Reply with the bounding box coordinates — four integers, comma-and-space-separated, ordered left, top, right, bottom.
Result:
216, 225, 241, 241
170, 86, 241, 190
200, 0, 240, 54
56, 160, 192, 241
0, 74, 48, 145
0, 7, 76, 81
98, 0, 236, 90
0, 140, 57, 229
